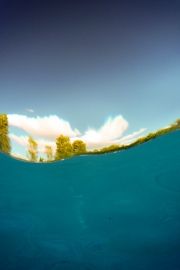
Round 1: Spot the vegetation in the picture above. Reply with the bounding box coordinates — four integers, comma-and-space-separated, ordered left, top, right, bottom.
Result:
86, 118, 180, 155
72, 139, 87, 155
0, 114, 11, 155
54, 134, 74, 160
49, 118, 180, 160
98, 144, 120, 153
26, 137, 38, 162
45, 145, 53, 161
39, 157, 44, 162
127, 118, 180, 149
1, 115, 180, 162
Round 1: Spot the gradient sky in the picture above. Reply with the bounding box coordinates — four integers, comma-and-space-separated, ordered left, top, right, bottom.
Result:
0, 0, 180, 159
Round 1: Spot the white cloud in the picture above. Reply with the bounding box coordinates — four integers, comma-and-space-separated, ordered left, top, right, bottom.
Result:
112, 128, 147, 145
70, 115, 130, 149
8, 114, 81, 140
28, 109, 34, 113
8, 114, 147, 155
9, 134, 28, 147
9, 134, 56, 155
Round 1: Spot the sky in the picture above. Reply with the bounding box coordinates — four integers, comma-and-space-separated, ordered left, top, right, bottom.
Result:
0, 0, 180, 159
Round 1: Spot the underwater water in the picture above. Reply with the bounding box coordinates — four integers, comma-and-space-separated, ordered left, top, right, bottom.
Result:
0, 131, 180, 270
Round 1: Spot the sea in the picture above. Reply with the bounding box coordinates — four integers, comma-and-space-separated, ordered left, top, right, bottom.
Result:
0, 130, 180, 269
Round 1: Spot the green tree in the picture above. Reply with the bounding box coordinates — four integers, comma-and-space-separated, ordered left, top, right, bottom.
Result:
100, 144, 120, 153
72, 140, 86, 155
45, 145, 53, 161
26, 137, 38, 162
39, 157, 44, 162
175, 118, 180, 127
0, 114, 11, 154
54, 134, 73, 160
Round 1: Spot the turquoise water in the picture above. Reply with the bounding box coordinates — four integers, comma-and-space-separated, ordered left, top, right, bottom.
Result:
0, 131, 180, 269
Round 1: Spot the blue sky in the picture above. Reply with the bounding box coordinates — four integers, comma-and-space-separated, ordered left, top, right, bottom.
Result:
0, 0, 180, 159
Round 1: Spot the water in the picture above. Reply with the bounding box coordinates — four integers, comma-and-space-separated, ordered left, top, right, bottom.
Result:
0, 130, 180, 269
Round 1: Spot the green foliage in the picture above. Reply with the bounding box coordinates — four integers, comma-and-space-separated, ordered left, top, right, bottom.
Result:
86, 150, 93, 154
99, 144, 120, 153
26, 137, 38, 162
72, 140, 87, 155
99, 147, 107, 152
45, 145, 53, 161
107, 144, 120, 151
146, 132, 156, 140
175, 118, 180, 127
0, 114, 8, 135
171, 119, 180, 130
129, 119, 180, 149
119, 144, 125, 150
0, 114, 11, 154
0, 135, 11, 154
22, 116, 180, 162
52, 118, 180, 159
54, 134, 73, 160
39, 157, 44, 162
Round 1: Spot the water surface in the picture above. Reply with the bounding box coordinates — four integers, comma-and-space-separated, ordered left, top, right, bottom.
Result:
0, 131, 180, 269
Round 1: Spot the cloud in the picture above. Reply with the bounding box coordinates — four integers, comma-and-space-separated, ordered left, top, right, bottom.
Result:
73, 116, 146, 149
8, 114, 81, 140
28, 109, 34, 113
9, 134, 56, 154
8, 114, 147, 154
113, 128, 147, 145
70, 115, 130, 149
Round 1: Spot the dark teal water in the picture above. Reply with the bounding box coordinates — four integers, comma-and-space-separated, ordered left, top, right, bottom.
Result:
0, 131, 180, 269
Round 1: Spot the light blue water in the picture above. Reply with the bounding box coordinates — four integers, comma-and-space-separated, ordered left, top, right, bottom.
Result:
0, 130, 180, 269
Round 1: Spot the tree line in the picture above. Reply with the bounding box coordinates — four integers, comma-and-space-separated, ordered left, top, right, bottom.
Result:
0, 113, 87, 162
1, 113, 180, 162
27, 135, 86, 162
0, 114, 11, 154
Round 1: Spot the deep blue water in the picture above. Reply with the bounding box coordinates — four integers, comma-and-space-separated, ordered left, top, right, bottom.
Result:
0, 130, 180, 269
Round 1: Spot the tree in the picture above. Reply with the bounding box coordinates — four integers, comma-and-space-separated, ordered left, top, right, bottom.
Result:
39, 157, 44, 162
0, 114, 11, 154
26, 137, 38, 162
72, 140, 86, 155
54, 134, 73, 160
175, 118, 180, 127
100, 144, 120, 153
45, 145, 53, 161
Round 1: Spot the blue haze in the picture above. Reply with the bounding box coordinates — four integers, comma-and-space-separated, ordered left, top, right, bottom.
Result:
0, 130, 180, 269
